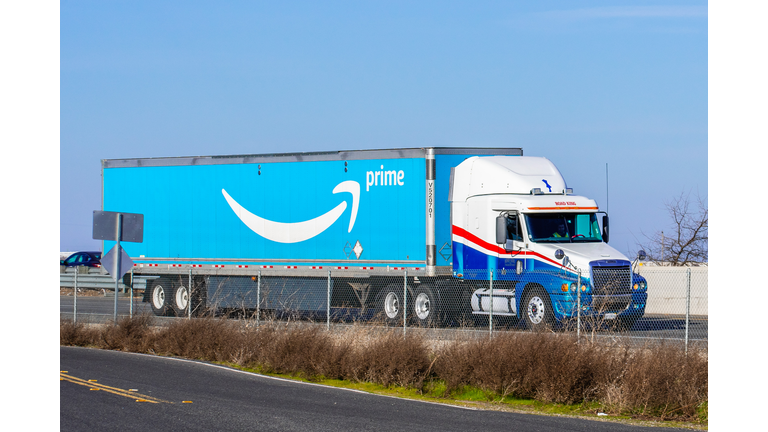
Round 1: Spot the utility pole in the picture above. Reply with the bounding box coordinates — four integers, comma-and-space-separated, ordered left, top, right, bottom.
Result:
605, 163, 609, 214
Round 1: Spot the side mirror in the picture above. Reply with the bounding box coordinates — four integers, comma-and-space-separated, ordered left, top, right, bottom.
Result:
637, 250, 647, 261
496, 215, 507, 245
602, 215, 610, 243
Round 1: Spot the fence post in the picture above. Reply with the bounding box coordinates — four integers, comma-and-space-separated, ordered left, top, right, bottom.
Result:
257, 271, 261, 328
327, 270, 331, 331
73, 269, 78, 324
577, 269, 581, 341
685, 267, 691, 354
188, 267, 193, 319
489, 269, 494, 338
403, 270, 407, 337
113, 213, 123, 325
130, 268, 134, 318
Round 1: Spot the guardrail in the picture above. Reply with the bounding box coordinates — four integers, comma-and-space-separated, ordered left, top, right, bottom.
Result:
60, 268, 156, 292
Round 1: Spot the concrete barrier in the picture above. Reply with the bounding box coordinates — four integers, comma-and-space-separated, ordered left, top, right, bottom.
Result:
636, 266, 708, 316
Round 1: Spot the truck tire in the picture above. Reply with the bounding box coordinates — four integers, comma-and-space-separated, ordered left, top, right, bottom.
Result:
375, 286, 403, 326
172, 283, 189, 316
521, 287, 554, 331
150, 279, 171, 317
412, 285, 440, 327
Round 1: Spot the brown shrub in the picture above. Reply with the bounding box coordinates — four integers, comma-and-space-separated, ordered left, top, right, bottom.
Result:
258, 325, 334, 376
153, 317, 245, 362
433, 339, 477, 395
351, 331, 431, 388
99, 315, 155, 352
473, 333, 546, 399
607, 343, 708, 420
434, 333, 707, 420
436, 333, 621, 405
60, 320, 100, 346
523, 334, 612, 404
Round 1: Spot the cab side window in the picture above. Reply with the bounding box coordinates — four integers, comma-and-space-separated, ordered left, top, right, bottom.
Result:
506, 214, 522, 241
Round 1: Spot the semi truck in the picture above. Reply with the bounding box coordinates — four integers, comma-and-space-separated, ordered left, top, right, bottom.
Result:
103, 147, 647, 329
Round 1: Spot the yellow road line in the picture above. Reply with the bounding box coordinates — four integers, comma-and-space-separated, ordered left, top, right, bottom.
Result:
60, 372, 171, 404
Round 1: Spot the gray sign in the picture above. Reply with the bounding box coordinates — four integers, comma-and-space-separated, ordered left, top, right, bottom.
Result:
102, 245, 135, 281
93, 211, 144, 242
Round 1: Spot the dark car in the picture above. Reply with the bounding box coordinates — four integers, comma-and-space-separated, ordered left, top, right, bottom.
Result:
61, 251, 102, 268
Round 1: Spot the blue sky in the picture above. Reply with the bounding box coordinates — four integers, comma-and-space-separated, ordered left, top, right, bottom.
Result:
60, 0, 708, 257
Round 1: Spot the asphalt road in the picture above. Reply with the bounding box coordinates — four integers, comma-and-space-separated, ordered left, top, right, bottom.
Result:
60, 346, 689, 432
60, 295, 708, 341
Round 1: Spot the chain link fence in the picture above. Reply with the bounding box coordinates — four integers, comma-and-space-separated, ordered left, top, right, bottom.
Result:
60, 263, 707, 346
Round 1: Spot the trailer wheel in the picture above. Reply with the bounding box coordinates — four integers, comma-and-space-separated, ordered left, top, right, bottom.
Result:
521, 287, 554, 331
173, 284, 189, 316
150, 280, 171, 317
413, 285, 440, 327
375, 286, 403, 326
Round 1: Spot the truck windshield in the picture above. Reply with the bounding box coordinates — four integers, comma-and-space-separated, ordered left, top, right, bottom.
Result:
524, 213, 602, 243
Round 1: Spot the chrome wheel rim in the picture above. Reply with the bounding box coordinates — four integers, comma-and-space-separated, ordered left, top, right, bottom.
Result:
175, 286, 188, 310
414, 293, 430, 320
152, 286, 165, 310
384, 292, 399, 319
527, 295, 545, 324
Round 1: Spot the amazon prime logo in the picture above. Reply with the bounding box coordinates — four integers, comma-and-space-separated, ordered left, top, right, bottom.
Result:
222, 181, 360, 243
366, 165, 405, 191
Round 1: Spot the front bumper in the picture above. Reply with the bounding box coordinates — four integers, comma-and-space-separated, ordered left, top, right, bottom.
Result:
551, 291, 647, 320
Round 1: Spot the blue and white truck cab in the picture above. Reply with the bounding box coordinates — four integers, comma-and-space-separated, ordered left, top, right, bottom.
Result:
450, 156, 647, 329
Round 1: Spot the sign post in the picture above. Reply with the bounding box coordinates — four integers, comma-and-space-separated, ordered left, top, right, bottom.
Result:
93, 211, 144, 323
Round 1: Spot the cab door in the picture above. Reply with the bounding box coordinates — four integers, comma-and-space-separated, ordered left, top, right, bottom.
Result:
500, 212, 527, 276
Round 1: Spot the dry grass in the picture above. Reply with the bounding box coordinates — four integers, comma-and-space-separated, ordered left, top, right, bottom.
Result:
435, 332, 613, 404
60, 316, 707, 423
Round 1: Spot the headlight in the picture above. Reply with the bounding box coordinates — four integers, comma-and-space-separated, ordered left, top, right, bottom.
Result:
568, 283, 587, 292
633, 281, 647, 290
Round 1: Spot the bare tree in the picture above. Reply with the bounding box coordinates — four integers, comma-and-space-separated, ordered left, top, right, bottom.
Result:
640, 190, 708, 266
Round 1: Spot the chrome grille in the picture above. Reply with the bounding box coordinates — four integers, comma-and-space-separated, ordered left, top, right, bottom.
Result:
591, 266, 632, 296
